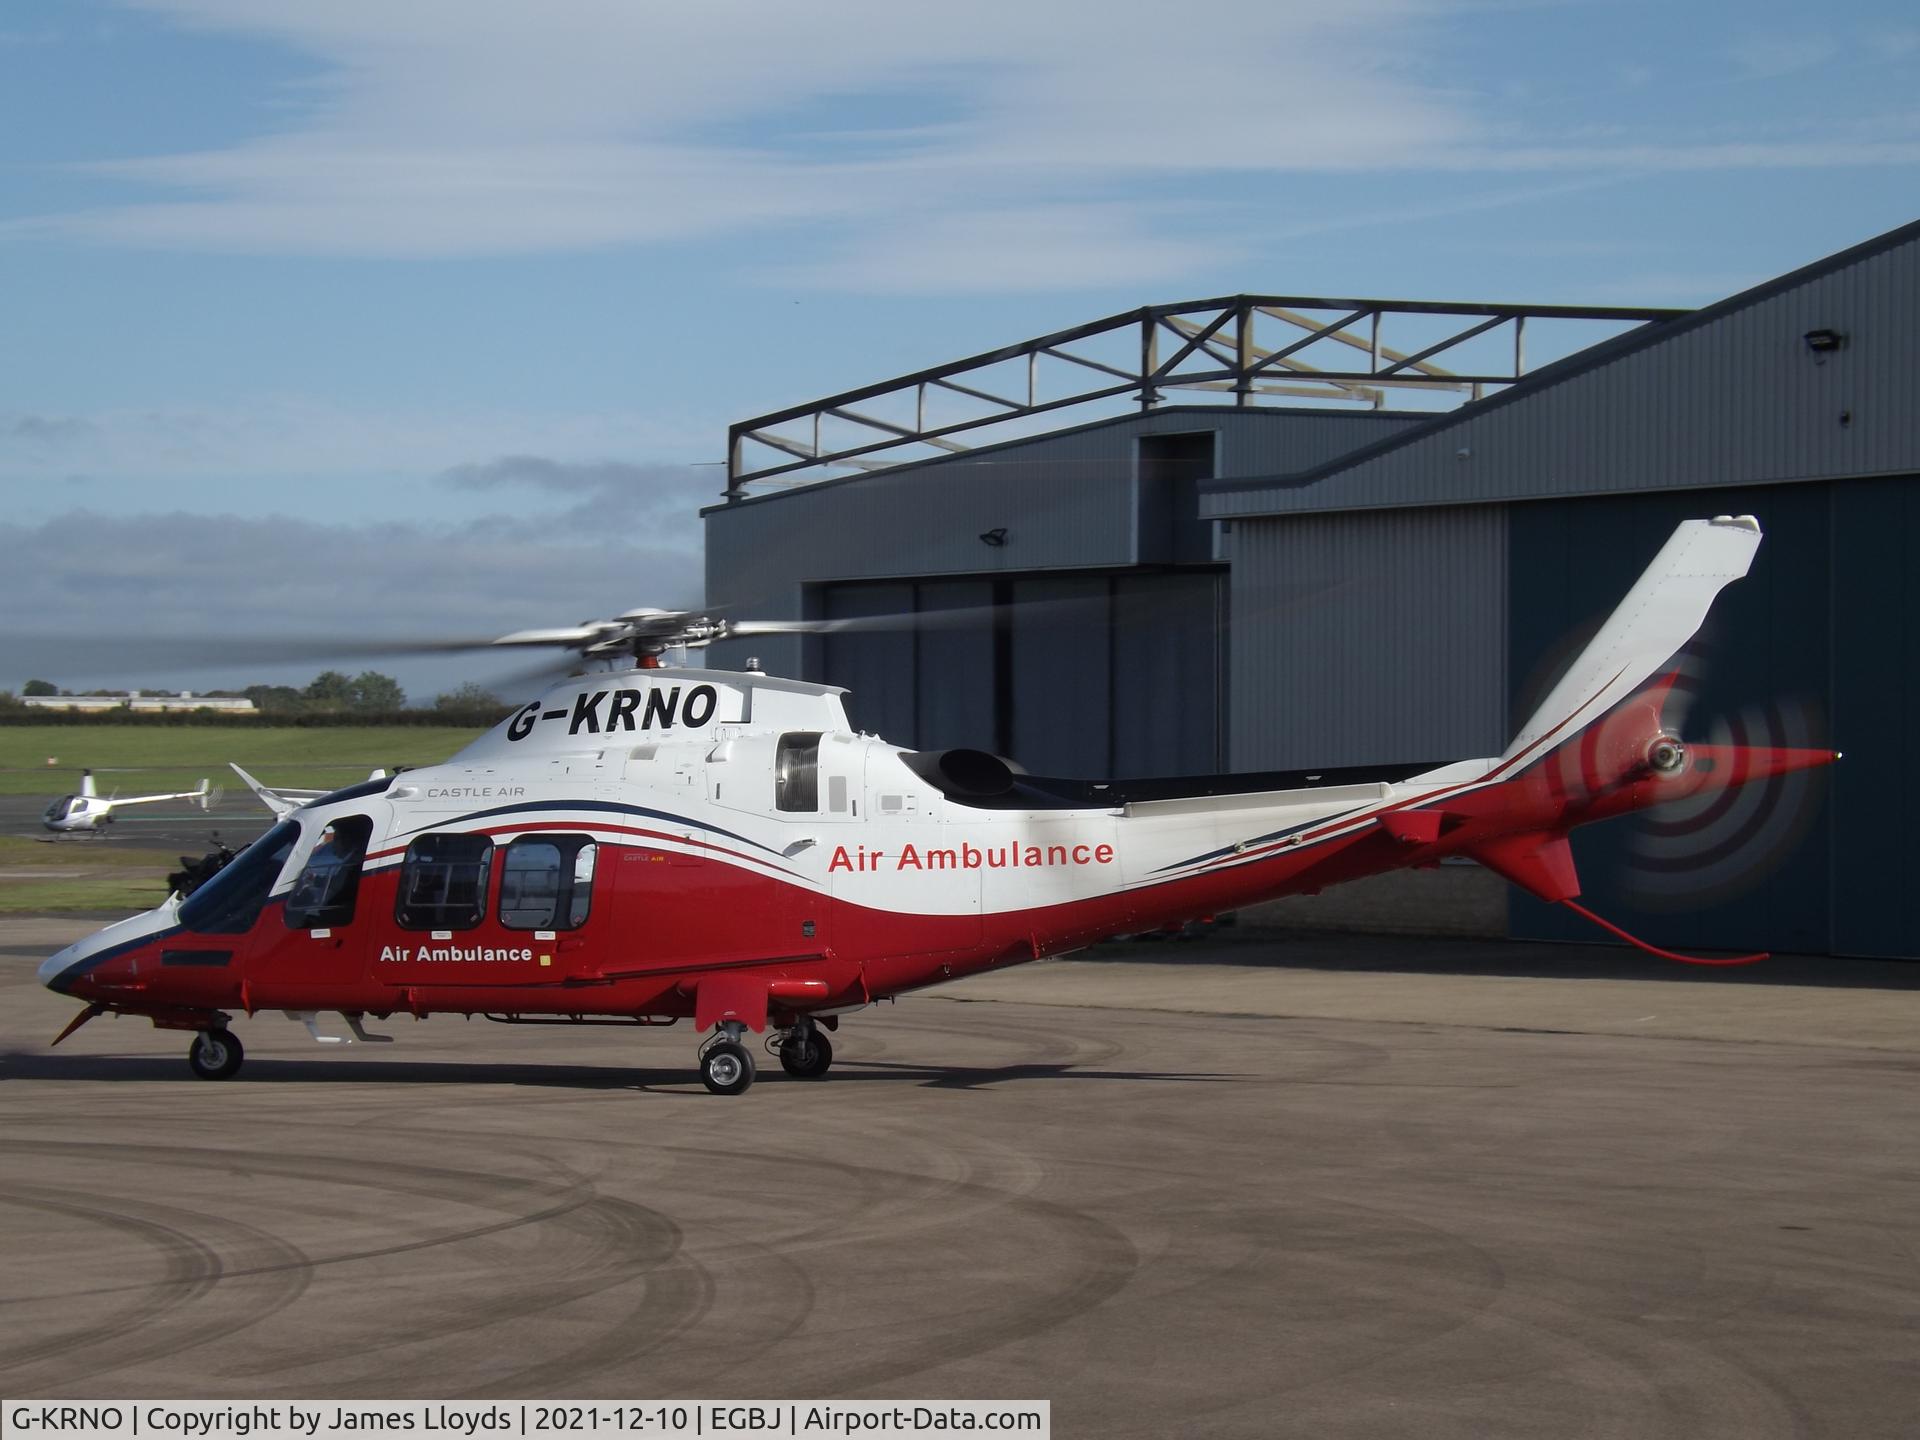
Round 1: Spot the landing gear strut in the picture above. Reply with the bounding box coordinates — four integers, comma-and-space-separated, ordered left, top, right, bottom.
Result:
777, 1020, 834, 1080
188, 1027, 244, 1080
699, 1021, 756, 1096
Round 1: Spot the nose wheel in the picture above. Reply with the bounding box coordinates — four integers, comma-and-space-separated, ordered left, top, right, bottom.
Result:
699, 1040, 755, 1095
187, 1027, 244, 1080
698, 1023, 756, 1095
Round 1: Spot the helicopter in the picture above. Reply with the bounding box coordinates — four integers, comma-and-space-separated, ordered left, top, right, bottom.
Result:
38, 516, 1838, 1094
41, 770, 214, 836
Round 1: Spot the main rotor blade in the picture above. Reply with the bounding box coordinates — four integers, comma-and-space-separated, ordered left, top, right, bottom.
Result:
728, 593, 1115, 638
6, 633, 520, 676
484, 652, 596, 694
489, 627, 617, 648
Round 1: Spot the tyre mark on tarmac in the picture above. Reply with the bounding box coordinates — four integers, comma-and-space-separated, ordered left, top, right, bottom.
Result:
237, 1059, 1140, 1393
0, 1132, 723, 1396
4, 988, 1916, 1428
0, 1186, 312, 1388
1131, 1185, 1815, 1440
705, 1162, 1141, 1397
887, 1007, 1129, 1069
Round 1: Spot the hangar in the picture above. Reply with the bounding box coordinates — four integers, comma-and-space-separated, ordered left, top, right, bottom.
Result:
705, 219, 1920, 958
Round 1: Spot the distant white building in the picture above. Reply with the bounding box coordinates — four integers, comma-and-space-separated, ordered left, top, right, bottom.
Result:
21, 695, 124, 714
23, 691, 258, 715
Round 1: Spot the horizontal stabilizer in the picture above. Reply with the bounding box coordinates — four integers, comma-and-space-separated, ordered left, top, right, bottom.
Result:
1467, 831, 1581, 903
228, 763, 320, 817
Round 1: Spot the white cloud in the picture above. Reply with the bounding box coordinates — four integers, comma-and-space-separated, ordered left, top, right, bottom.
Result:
1426, 139, 1920, 171
0, 0, 1473, 291
6, 0, 1915, 295
0, 474, 708, 696
1727, 32, 1842, 80
777, 205, 1245, 295
1864, 26, 1920, 62
438, 455, 718, 538
0, 398, 717, 488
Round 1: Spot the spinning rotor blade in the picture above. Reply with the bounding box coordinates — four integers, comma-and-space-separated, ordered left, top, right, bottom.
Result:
489, 627, 615, 647
728, 592, 1119, 639
11, 633, 523, 674
1626, 694, 1831, 911
1519, 626, 1832, 912
483, 652, 600, 693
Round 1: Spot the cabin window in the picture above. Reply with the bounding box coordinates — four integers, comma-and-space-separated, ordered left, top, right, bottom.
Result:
499, 836, 597, 931
284, 815, 374, 929
180, 820, 299, 935
395, 833, 494, 930
775, 732, 822, 812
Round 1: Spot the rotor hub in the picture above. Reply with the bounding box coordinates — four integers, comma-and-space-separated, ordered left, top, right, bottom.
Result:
1647, 735, 1687, 774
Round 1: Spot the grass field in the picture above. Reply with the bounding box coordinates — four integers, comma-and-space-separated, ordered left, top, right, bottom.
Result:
0, 836, 145, 868
0, 725, 485, 797
0, 835, 174, 913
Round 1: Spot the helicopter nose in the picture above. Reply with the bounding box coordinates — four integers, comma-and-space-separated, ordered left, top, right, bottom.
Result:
38, 903, 178, 995
40, 942, 85, 993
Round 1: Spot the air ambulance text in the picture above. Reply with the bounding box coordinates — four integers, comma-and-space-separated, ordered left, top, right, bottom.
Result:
829, 842, 1114, 872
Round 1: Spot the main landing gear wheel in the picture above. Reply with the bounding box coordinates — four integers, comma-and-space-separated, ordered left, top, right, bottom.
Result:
188, 1028, 243, 1080
700, 1040, 756, 1096
779, 1029, 834, 1080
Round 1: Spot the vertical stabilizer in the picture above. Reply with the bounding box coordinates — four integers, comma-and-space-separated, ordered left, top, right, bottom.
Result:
1503, 516, 1761, 764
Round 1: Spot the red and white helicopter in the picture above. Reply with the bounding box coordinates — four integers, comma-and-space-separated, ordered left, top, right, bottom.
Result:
41, 770, 213, 836
40, 517, 1838, 1094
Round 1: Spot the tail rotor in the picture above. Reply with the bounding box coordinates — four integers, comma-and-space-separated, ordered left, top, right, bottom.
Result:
1626, 694, 1831, 911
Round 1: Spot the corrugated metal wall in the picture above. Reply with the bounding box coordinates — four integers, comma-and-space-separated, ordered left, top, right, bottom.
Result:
708, 408, 1425, 585
1227, 506, 1508, 770
707, 449, 1135, 590
704, 405, 1424, 675
814, 571, 1226, 776
1829, 474, 1920, 957
1204, 225, 1920, 518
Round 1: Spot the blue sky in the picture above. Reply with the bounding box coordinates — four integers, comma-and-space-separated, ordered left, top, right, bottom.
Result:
2, 0, 1916, 698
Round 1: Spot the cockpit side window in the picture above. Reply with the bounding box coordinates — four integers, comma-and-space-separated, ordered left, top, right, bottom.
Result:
498, 835, 596, 931
180, 820, 300, 934
395, 832, 493, 930
284, 814, 374, 930
775, 732, 822, 812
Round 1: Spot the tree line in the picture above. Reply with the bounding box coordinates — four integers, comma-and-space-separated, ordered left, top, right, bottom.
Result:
5, 673, 514, 722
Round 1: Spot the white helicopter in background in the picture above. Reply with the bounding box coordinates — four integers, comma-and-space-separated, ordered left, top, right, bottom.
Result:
41, 770, 214, 836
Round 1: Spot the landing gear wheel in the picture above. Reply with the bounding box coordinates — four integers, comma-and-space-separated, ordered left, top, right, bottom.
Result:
700, 1039, 756, 1096
188, 1028, 243, 1080
779, 1029, 834, 1080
